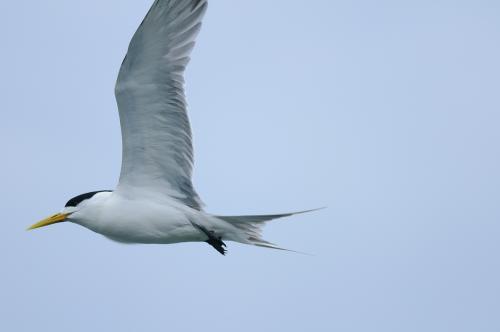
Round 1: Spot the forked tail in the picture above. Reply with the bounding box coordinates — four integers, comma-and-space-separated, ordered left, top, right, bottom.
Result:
216, 208, 323, 251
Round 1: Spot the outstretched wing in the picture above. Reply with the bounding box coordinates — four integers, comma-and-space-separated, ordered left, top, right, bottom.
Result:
115, 0, 207, 210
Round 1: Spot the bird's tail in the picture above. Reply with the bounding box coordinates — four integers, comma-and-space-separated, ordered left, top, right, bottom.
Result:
215, 208, 323, 251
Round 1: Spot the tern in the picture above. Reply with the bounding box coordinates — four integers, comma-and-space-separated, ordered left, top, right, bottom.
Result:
28, 0, 318, 255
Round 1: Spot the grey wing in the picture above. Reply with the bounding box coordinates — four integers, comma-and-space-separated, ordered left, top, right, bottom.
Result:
114, 0, 207, 210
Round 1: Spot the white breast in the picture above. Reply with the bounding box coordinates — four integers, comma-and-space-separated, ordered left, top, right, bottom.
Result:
69, 191, 205, 244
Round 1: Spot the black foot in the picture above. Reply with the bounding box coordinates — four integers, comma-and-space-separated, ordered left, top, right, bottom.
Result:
206, 237, 227, 256
193, 223, 227, 255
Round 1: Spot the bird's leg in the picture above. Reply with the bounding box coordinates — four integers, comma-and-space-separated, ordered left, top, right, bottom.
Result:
192, 223, 227, 255
206, 234, 227, 256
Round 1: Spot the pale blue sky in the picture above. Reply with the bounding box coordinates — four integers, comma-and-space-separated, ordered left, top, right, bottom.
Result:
1, 0, 499, 331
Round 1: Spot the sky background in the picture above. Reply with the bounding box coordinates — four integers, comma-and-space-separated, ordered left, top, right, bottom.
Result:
1, 0, 499, 331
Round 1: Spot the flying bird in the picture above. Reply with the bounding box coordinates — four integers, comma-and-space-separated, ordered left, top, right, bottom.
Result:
28, 0, 318, 255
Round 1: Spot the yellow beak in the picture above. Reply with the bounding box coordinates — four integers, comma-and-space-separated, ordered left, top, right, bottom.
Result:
27, 213, 70, 230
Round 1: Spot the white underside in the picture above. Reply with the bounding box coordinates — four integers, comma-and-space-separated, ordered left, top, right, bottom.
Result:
67, 191, 242, 245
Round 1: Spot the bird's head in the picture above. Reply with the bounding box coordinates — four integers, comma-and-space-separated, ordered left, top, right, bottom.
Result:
27, 190, 112, 230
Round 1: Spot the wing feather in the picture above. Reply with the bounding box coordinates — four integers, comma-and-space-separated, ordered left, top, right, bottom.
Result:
115, 0, 207, 210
